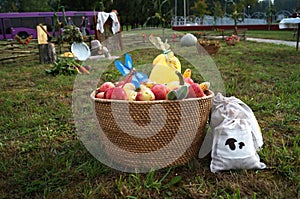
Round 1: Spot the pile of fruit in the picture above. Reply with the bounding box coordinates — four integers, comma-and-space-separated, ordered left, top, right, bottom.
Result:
60, 52, 76, 58
198, 39, 220, 48
95, 78, 210, 101
95, 53, 210, 101
226, 35, 240, 46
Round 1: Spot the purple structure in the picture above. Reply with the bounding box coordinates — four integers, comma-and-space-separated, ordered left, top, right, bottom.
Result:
0, 11, 97, 40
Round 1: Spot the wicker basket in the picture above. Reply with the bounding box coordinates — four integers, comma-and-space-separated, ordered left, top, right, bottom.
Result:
197, 44, 220, 55
90, 90, 214, 169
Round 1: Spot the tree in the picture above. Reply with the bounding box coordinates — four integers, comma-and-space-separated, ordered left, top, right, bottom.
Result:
0, 0, 52, 12
266, 3, 276, 29
144, 0, 173, 28
191, 0, 210, 24
93, 0, 114, 11
19, 0, 51, 12
212, 1, 224, 25
3, 0, 300, 30
0, 0, 19, 12
274, 0, 300, 12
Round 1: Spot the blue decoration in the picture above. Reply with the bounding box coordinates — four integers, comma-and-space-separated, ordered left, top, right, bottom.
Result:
114, 54, 148, 88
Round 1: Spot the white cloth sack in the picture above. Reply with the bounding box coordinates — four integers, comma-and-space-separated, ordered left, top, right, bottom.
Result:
210, 119, 266, 173
210, 93, 263, 150
198, 93, 266, 173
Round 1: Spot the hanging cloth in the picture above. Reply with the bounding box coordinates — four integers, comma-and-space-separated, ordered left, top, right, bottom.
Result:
109, 12, 120, 34
96, 12, 109, 33
96, 11, 120, 34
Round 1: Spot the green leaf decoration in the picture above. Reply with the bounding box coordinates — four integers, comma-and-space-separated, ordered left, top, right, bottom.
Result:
167, 90, 178, 100
167, 85, 188, 100
176, 85, 188, 99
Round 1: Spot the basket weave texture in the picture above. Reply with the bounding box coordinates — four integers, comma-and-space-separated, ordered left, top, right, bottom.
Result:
197, 44, 220, 55
91, 90, 214, 168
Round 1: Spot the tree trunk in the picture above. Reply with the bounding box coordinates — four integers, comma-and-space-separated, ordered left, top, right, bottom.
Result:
38, 43, 56, 64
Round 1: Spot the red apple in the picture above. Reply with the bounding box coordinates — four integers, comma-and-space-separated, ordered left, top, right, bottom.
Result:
184, 77, 194, 85
151, 84, 168, 100
187, 83, 205, 98
135, 89, 155, 101
98, 82, 115, 93
95, 92, 105, 99
104, 87, 128, 100
111, 87, 128, 100
104, 87, 114, 99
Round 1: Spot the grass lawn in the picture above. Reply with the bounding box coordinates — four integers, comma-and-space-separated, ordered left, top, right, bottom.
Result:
180, 29, 298, 41
0, 30, 299, 198
246, 30, 298, 41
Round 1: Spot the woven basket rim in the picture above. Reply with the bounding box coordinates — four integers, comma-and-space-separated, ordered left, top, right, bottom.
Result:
199, 44, 220, 48
90, 90, 214, 104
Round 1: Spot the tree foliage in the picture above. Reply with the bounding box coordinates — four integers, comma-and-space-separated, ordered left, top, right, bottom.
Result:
1, 0, 300, 27
191, 0, 210, 17
19, 0, 51, 12
213, 1, 224, 21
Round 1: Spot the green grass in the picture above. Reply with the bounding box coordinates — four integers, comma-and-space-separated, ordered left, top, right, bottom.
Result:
184, 29, 298, 41
0, 30, 299, 198
246, 30, 298, 41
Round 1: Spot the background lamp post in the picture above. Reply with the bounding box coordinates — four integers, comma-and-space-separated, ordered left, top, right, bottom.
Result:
184, 0, 186, 25
248, 5, 250, 16
174, 0, 177, 25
